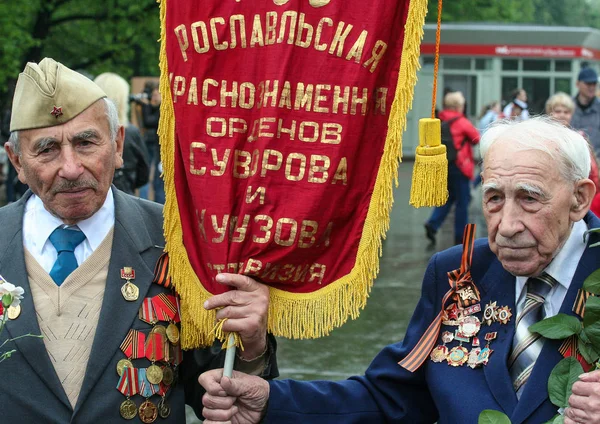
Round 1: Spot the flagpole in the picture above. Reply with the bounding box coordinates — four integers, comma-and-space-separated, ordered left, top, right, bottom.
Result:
223, 333, 236, 377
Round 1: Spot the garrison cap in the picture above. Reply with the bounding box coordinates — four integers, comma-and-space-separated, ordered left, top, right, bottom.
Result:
10, 58, 106, 132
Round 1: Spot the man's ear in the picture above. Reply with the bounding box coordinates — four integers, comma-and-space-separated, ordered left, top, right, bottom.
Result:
571, 178, 596, 221
4, 143, 26, 184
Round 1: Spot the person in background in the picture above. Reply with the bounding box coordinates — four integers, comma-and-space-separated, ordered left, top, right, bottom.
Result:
571, 67, 600, 155
135, 81, 164, 204
547, 91, 600, 217
425, 91, 480, 246
478, 101, 502, 133
94, 72, 150, 195
503, 88, 529, 120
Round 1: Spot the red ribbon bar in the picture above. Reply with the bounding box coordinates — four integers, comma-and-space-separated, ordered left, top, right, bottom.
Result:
127, 367, 139, 397
399, 224, 478, 372
121, 329, 146, 359
139, 298, 158, 325
146, 332, 165, 362
152, 293, 179, 322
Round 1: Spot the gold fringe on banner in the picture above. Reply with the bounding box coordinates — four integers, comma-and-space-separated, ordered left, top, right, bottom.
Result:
158, 0, 429, 348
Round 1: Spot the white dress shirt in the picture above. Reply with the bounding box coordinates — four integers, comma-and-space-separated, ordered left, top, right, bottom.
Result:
515, 219, 588, 318
23, 189, 115, 273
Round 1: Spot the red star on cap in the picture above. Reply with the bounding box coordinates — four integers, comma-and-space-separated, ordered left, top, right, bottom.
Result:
51, 106, 63, 118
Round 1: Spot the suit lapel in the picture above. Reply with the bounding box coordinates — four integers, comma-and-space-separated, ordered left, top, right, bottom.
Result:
0, 192, 72, 409
477, 258, 519, 416
511, 221, 600, 424
73, 191, 161, 413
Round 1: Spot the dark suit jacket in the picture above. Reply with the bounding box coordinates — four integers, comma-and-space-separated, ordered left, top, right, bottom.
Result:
266, 213, 600, 424
0, 189, 277, 423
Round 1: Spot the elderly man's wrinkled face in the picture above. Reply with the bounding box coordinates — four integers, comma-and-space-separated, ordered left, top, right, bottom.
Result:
6, 100, 124, 225
482, 140, 591, 277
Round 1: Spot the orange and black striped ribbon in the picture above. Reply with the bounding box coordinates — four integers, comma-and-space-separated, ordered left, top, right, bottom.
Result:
559, 335, 577, 357
152, 252, 172, 289
399, 224, 479, 372
573, 289, 596, 318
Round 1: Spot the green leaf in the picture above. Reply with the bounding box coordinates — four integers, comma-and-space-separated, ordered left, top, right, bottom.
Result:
478, 409, 512, 424
548, 357, 584, 408
584, 297, 600, 329
544, 414, 564, 424
578, 338, 599, 364
584, 269, 600, 294
529, 314, 582, 339
582, 322, 600, 356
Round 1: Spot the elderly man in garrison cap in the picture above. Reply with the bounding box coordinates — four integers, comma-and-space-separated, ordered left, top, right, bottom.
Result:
0, 58, 277, 423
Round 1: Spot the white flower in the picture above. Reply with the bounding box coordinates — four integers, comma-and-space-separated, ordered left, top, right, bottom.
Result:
0, 280, 25, 308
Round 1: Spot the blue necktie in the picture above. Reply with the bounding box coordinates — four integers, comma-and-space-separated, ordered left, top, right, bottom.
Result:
49, 226, 86, 286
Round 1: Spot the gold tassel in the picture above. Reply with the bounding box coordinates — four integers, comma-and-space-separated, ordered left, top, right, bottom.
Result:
409, 118, 448, 207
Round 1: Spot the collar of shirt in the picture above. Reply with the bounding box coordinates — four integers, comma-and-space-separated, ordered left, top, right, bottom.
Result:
23, 189, 115, 273
515, 219, 588, 318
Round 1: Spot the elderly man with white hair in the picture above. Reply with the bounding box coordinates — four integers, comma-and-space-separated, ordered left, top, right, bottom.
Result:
198, 116, 600, 424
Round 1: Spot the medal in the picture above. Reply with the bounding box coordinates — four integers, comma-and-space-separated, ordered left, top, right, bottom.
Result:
458, 315, 481, 338
7, 304, 21, 320
120, 267, 139, 301
430, 345, 448, 363
119, 399, 137, 420
441, 331, 454, 344
462, 303, 481, 317
138, 399, 158, 423
151, 325, 167, 338
483, 301, 498, 326
162, 365, 174, 386
476, 332, 498, 366
116, 367, 140, 419
166, 323, 180, 344
496, 306, 512, 324
447, 346, 469, 367
147, 364, 163, 385
116, 358, 134, 376
157, 397, 171, 419
121, 282, 139, 302
467, 347, 481, 369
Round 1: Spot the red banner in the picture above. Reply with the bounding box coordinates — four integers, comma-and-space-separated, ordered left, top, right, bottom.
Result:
159, 0, 427, 347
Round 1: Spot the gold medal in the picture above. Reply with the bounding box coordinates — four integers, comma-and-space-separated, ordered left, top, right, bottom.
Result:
139, 399, 158, 423
162, 365, 174, 386
429, 345, 448, 363
116, 358, 134, 376
7, 304, 21, 320
146, 364, 163, 385
121, 282, 139, 302
151, 325, 167, 338
166, 323, 180, 344
158, 397, 171, 419
120, 398, 137, 420
447, 346, 469, 367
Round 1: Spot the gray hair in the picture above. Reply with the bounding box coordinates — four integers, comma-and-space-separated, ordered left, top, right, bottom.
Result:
479, 115, 591, 182
8, 97, 119, 155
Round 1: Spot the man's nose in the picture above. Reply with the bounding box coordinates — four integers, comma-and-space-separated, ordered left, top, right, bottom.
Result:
497, 201, 525, 237
58, 147, 84, 180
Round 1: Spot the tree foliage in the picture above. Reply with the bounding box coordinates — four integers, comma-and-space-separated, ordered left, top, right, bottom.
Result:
0, 0, 161, 109
426, 0, 600, 28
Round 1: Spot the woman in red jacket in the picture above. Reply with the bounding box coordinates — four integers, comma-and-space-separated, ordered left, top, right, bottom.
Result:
425, 91, 480, 245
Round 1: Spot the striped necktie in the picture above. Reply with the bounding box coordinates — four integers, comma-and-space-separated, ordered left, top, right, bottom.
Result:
48, 226, 86, 286
508, 272, 557, 397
